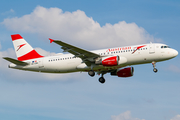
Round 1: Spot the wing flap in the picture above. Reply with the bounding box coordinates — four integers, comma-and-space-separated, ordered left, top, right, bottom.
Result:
3, 57, 29, 66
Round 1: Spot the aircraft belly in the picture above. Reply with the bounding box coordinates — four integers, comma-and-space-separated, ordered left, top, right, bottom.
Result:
43, 59, 81, 73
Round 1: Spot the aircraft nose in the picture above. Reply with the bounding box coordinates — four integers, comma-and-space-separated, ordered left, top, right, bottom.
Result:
172, 49, 178, 57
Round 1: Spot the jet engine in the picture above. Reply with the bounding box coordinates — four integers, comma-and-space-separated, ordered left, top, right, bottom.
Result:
95, 56, 127, 66
111, 67, 134, 77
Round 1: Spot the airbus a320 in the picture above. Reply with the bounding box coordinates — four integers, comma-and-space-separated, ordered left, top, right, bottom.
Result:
3, 34, 178, 83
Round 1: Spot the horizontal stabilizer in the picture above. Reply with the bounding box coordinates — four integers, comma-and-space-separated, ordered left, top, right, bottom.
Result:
3, 57, 29, 66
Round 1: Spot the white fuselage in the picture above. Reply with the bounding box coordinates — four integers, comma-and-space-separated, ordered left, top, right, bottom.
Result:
9, 43, 178, 73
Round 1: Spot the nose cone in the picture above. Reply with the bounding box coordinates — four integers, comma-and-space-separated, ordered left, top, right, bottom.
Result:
172, 49, 178, 57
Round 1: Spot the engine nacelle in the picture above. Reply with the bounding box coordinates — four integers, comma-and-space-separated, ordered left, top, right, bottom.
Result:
102, 56, 119, 66
95, 56, 127, 66
111, 67, 134, 77
95, 56, 119, 66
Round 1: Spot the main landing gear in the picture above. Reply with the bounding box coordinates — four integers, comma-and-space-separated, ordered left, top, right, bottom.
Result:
88, 64, 95, 77
152, 61, 158, 73
99, 73, 105, 84
99, 77, 105, 84
88, 70, 95, 77
88, 69, 106, 84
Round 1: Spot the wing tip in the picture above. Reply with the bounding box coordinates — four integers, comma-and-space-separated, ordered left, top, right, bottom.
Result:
49, 38, 54, 43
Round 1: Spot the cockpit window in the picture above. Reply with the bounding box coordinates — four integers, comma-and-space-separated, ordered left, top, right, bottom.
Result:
161, 46, 170, 48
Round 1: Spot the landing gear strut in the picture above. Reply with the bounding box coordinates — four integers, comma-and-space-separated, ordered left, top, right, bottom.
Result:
152, 61, 158, 73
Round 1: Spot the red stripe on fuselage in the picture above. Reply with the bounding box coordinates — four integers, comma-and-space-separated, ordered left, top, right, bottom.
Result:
11, 34, 23, 41
18, 50, 44, 61
132, 45, 146, 54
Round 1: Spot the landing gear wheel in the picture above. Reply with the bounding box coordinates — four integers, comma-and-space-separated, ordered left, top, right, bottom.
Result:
88, 70, 95, 77
99, 77, 105, 84
152, 61, 158, 73
153, 68, 158, 73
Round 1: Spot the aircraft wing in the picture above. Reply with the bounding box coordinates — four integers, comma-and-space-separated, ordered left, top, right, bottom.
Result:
49, 39, 100, 65
3, 57, 29, 66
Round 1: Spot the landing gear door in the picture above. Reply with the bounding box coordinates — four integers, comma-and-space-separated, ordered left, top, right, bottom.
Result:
149, 44, 155, 54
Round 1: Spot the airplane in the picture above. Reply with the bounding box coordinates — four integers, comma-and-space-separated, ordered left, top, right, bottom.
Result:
3, 34, 178, 83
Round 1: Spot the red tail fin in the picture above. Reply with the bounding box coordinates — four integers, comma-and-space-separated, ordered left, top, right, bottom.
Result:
11, 34, 44, 61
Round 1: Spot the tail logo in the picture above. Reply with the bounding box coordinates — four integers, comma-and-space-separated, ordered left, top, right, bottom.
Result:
17, 44, 26, 51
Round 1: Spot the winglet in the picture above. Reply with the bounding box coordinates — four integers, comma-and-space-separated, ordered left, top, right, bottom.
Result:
49, 38, 54, 43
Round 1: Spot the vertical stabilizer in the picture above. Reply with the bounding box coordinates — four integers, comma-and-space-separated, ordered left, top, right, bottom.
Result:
11, 34, 43, 61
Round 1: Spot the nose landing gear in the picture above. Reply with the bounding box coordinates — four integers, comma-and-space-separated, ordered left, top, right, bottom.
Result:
153, 68, 158, 73
152, 61, 158, 73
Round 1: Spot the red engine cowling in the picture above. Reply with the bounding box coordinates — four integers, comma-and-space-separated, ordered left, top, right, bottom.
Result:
111, 67, 134, 77
101, 56, 119, 66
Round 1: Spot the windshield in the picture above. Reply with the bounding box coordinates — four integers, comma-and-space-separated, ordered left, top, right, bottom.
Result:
161, 46, 170, 48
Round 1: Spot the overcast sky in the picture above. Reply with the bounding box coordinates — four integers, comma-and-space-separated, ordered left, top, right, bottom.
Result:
0, 0, 180, 120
